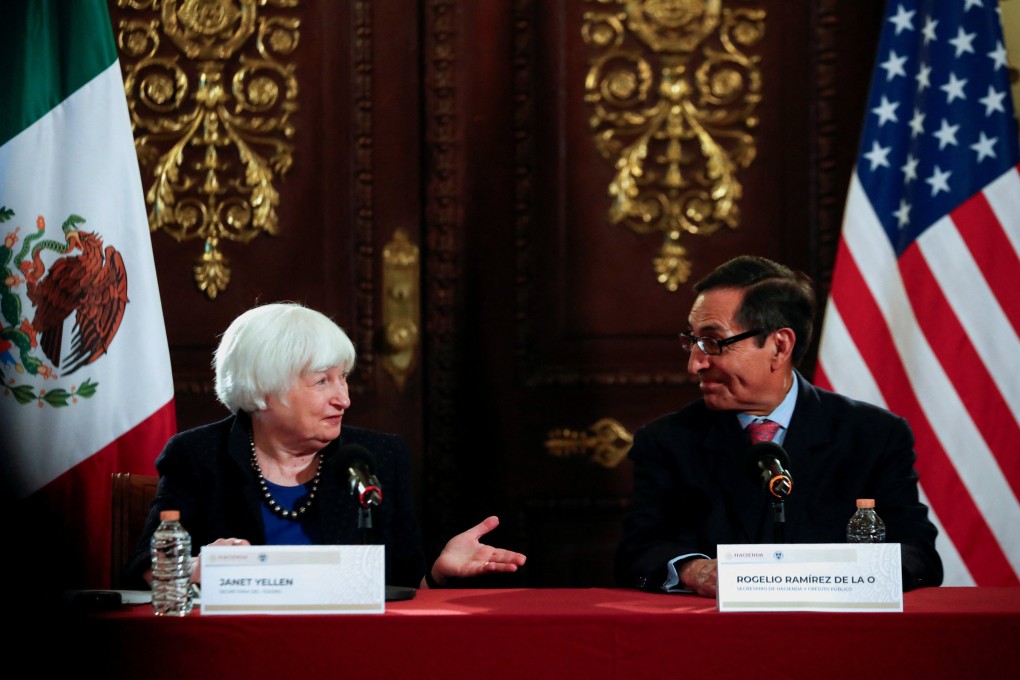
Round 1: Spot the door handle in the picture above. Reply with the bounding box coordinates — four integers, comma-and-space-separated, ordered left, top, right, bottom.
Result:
381, 228, 420, 390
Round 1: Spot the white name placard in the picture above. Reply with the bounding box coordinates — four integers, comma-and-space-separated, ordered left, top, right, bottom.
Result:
200, 545, 385, 615
717, 543, 903, 612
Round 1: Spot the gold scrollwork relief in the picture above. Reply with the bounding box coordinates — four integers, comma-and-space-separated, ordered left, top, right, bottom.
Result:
545, 418, 634, 469
381, 229, 421, 392
114, 0, 300, 298
583, 0, 765, 291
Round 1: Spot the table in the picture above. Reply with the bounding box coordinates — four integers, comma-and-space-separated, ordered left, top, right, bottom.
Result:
74, 587, 1018, 679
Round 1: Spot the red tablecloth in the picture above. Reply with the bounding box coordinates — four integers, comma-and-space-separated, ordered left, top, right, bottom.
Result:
76, 587, 1018, 679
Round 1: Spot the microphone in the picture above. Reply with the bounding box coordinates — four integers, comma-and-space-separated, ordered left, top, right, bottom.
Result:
745, 441, 793, 499
339, 444, 383, 508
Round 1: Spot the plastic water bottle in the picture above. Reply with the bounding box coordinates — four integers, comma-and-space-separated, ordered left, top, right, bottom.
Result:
846, 498, 886, 543
151, 510, 193, 616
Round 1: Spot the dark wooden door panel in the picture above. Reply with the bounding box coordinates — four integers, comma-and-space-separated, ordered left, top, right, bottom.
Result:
423, 0, 883, 586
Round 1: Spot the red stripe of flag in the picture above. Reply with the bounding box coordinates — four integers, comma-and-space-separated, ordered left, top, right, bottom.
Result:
25, 399, 175, 590
829, 244, 1018, 585
814, 363, 832, 392
898, 246, 1020, 501
951, 190, 1020, 331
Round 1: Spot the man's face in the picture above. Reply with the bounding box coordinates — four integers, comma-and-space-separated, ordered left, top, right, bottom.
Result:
686, 287, 784, 414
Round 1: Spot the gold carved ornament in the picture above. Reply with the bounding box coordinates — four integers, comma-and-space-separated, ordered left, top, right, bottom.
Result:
583, 0, 764, 291
381, 229, 420, 392
545, 418, 634, 469
115, 0, 300, 298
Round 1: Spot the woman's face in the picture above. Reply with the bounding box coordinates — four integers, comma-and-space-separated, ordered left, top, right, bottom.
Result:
261, 365, 351, 452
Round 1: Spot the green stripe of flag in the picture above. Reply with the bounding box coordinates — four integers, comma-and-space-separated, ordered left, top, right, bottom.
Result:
0, 0, 118, 146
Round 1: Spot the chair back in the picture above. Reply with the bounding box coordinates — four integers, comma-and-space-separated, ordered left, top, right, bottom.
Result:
110, 472, 158, 589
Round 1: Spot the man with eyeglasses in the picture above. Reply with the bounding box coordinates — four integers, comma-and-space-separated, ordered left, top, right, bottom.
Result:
615, 256, 942, 596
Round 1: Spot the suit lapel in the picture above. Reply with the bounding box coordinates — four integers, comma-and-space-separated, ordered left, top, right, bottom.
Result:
228, 413, 268, 542
321, 430, 361, 543
704, 411, 768, 543
778, 372, 830, 539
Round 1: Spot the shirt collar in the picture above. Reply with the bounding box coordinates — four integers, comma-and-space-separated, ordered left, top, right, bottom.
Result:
736, 374, 798, 433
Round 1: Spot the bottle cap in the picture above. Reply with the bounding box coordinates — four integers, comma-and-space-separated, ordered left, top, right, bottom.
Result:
856, 498, 875, 508
159, 510, 181, 521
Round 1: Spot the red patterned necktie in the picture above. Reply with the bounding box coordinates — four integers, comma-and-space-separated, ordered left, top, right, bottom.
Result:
746, 418, 781, 444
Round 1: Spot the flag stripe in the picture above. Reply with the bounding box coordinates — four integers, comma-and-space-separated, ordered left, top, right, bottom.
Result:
0, 0, 117, 145
817, 304, 975, 586
30, 399, 175, 588
815, 303, 884, 403
950, 189, 1020, 333
922, 208, 1020, 405
900, 246, 1020, 500
918, 485, 975, 586
829, 230, 1018, 585
982, 167, 1020, 255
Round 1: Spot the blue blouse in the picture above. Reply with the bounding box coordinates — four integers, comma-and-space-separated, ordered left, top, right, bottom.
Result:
260, 479, 323, 545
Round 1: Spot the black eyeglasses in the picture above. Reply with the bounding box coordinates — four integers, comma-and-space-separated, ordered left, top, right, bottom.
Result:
679, 328, 766, 356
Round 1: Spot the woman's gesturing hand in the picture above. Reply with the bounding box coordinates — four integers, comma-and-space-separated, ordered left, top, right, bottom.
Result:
426, 516, 527, 587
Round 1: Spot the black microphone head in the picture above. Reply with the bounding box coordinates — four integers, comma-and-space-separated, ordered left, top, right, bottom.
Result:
338, 444, 383, 508
744, 441, 791, 481
338, 443, 376, 473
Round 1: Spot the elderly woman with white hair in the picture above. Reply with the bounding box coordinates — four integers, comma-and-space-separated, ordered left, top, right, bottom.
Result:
126, 302, 525, 590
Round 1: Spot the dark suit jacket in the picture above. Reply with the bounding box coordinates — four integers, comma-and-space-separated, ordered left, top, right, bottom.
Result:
615, 372, 943, 591
126, 413, 426, 588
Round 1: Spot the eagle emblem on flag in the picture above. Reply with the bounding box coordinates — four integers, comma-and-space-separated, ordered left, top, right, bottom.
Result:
0, 207, 128, 406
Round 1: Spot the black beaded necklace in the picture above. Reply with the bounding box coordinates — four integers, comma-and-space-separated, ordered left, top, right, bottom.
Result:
249, 433, 322, 520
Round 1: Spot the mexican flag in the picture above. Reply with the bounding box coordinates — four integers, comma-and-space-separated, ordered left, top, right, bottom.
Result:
0, 1, 175, 590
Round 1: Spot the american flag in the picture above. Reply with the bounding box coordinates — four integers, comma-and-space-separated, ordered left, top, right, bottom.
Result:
817, 0, 1019, 586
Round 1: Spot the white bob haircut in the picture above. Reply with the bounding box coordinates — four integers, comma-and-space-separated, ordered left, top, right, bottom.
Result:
214, 302, 357, 413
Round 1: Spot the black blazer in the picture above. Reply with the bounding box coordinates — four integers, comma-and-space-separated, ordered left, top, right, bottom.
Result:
615, 372, 943, 591
126, 413, 426, 588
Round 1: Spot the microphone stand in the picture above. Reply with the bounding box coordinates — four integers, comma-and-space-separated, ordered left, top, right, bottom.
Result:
357, 506, 373, 544
766, 471, 791, 543
771, 498, 785, 543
